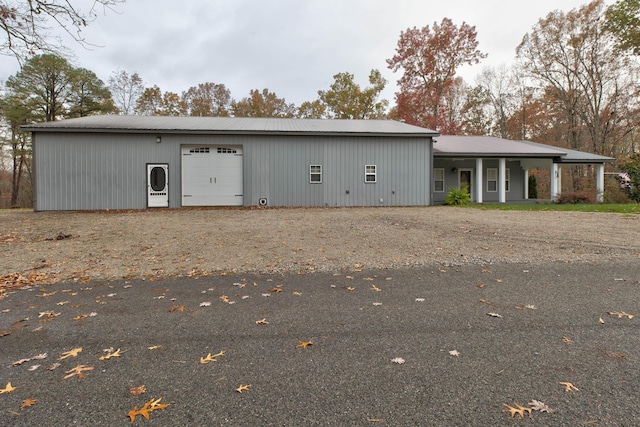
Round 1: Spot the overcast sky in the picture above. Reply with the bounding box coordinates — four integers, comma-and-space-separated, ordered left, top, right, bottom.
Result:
1, 0, 607, 107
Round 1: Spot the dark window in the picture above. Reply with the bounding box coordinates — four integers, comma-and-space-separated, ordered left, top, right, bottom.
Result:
150, 167, 166, 191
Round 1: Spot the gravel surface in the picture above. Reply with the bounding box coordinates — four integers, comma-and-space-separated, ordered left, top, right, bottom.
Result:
1, 207, 640, 425
1, 207, 639, 286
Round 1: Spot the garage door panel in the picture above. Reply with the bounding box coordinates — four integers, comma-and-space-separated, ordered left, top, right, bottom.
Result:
181, 146, 243, 206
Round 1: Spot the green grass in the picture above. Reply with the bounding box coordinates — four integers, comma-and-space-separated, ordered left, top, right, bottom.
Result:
465, 203, 640, 214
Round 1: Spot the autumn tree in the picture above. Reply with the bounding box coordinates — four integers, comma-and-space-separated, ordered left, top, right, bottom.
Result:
297, 100, 326, 119
0, 0, 125, 60
231, 88, 296, 118
108, 70, 145, 115
317, 69, 388, 119
605, 0, 640, 54
182, 82, 231, 117
387, 18, 487, 131
0, 93, 31, 206
135, 86, 184, 116
516, 0, 638, 158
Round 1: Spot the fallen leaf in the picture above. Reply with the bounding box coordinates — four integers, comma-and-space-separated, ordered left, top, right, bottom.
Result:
31, 353, 47, 360
559, 381, 579, 392
448, 350, 460, 357
20, 398, 37, 409
199, 301, 211, 307
391, 357, 405, 364
528, 399, 555, 413
255, 318, 269, 325
48, 362, 61, 370
168, 305, 185, 312
268, 287, 282, 293
415, 298, 425, 302
235, 384, 251, 393
292, 291, 302, 296
479, 298, 493, 305
11, 358, 31, 367
0, 330, 10, 337
502, 403, 532, 419
562, 336, 574, 345
127, 397, 169, 422
0, 382, 16, 393
64, 364, 94, 380
58, 347, 82, 360
367, 418, 384, 422
607, 311, 634, 319
371, 285, 381, 292
486, 312, 503, 318
344, 286, 355, 291
477, 283, 486, 289
602, 349, 625, 359
99, 348, 123, 360
200, 351, 225, 364
599, 317, 605, 324
130, 385, 147, 396
28, 364, 40, 371
296, 340, 313, 349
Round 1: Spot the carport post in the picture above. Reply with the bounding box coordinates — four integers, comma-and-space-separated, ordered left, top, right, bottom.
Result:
596, 163, 604, 202
498, 158, 506, 203
524, 169, 529, 200
550, 163, 559, 201
475, 158, 483, 203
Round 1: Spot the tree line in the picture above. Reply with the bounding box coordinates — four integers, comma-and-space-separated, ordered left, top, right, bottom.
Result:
1, 0, 640, 207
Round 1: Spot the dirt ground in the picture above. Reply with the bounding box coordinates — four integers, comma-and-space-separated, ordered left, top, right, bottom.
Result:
1, 206, 639, 287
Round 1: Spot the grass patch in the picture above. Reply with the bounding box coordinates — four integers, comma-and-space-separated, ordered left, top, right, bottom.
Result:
466, 203, 640, 214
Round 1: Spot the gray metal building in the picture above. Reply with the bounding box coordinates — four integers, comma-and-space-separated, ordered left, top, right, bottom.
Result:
25, 116, 438, 211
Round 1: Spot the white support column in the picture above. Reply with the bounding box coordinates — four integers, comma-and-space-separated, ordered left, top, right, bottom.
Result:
524, 169, 529, 200
498, 158, 506, 203
550, 163, 559, 201
596, 163, 605, 202
475, 158, 483, 204
557, 165, 562, 197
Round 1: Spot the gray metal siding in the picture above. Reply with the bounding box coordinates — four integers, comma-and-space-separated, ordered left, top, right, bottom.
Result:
242, 135, 431, 207
33, 132, 432, 210
34, 133, 181, 210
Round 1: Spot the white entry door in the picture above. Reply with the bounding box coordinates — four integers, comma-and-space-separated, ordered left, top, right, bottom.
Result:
147, 164, 169, 208
181, 146, 243, 206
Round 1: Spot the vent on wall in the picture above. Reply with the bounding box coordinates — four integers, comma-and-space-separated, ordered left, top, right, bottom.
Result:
258, 198, 268, 206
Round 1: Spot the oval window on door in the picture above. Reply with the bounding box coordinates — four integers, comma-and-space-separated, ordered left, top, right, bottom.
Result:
150, 167, 166, 191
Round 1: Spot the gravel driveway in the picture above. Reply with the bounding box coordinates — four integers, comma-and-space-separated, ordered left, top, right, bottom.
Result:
1, 206, 639, 286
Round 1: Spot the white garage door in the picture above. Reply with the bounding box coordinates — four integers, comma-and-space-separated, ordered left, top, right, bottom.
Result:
181, 146, 243, 206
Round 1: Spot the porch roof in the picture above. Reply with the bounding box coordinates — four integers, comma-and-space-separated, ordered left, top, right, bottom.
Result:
433, 135, 614, 163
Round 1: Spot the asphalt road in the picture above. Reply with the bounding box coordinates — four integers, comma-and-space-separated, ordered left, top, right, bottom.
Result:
1, 261, 639, 426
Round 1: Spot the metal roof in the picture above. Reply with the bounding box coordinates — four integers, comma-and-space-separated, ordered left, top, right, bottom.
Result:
23, 115, 439, 137
434, 135, 614, 163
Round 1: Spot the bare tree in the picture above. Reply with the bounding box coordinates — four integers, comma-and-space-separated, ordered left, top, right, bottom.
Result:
0, 0, 125, 61
108, 70, 145, 115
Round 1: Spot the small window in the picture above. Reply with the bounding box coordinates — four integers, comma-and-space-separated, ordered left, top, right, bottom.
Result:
217, 147, 237, 154
487, 168, 497, 192
365, 165, 377, 183
310, 165, 322, 183
434, 168, 445, 192
487, 168, 511, 192
189, 147, 210, 153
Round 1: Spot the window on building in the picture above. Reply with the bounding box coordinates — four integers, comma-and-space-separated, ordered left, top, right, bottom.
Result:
434, 168, 445, 192
487, 168, 497, 192
365, 165, 377, 183
487, 168, 511, 192
310, 165, 322, 183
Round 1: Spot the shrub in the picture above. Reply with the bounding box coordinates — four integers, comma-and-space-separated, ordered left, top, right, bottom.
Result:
618, 153, 640, 203
528, 174, 538, 199
445, 186, 472, 205
555, 191, 595, 204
